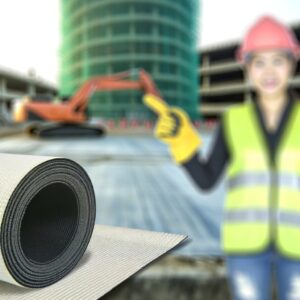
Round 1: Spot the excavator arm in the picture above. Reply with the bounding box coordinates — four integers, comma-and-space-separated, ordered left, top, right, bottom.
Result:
14, 68, 162, 137
70, 68, 162, 114
22, 68, 162, 124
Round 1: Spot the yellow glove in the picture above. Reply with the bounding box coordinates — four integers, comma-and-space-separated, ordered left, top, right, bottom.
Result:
143, 93, 201, 164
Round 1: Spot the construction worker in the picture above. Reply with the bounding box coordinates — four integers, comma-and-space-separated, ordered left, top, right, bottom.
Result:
143, 15, 300, 300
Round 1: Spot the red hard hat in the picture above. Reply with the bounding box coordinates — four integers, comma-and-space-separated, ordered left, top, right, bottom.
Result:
236, 15, 300, 63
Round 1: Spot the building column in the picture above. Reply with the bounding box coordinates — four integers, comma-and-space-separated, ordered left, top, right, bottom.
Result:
244, 92, 252, 102
0, 78, 7, 101
203, 76, 210, 88
202, 55, 210, 68
27, 83, 36, 96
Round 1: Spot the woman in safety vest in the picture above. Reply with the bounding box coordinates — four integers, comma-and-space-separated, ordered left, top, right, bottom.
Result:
143, 15, 300, 300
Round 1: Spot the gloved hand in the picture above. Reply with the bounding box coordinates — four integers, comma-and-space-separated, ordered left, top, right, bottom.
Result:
143, 93, 202, 164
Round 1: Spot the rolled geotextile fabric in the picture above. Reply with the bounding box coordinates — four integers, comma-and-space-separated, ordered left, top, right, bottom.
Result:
0, 153, 95, 288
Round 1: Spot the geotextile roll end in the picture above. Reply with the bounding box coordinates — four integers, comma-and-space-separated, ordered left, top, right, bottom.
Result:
0, 153, 95, 288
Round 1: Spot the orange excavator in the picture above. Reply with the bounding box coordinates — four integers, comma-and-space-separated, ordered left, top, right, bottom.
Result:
13, 68, 162, 137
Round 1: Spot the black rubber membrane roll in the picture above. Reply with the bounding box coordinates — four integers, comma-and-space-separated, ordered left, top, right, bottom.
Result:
0, 153, 95, 288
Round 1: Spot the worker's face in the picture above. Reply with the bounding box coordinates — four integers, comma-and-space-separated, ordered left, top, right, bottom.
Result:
246, 50, 294, 97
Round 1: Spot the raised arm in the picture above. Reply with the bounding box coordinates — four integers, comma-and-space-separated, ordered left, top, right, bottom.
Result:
143, 93, 230, 192
181, 118, 230, 191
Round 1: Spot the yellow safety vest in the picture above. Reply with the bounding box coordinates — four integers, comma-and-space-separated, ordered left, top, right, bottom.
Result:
223, 99, 300, 259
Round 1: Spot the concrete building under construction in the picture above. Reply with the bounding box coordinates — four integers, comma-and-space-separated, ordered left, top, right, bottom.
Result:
199, 20, 300, 120
60, 0, 200, 120
0, 67, 57, 126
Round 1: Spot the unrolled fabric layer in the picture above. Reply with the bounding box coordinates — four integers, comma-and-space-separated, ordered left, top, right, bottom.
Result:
0, 224, 186, 300
0, 153, 95, 288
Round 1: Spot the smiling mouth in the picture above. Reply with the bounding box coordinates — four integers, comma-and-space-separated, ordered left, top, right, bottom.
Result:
262, 80, 279, 88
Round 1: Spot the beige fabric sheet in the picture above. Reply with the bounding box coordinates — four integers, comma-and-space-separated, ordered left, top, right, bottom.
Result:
0, 224, 186, 299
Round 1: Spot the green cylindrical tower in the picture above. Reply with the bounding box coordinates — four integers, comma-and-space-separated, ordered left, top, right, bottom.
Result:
60, 0, 200, 120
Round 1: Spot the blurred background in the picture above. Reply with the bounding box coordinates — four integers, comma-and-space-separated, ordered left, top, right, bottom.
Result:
0, 0, 299, 299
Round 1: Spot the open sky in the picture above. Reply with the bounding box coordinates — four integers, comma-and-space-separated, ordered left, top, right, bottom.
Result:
0, 0, 298, 85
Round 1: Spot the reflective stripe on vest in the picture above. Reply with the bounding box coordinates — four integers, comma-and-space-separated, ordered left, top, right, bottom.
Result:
279, 211, 300, 227
228, 171, 300, 190
225, 209, 268, 222
225, 209, 300, 228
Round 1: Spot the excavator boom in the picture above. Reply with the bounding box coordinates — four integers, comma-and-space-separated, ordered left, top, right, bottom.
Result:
18, 69, 161, 137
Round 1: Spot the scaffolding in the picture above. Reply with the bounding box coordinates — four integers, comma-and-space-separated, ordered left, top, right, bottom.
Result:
60, 0, 200, 120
